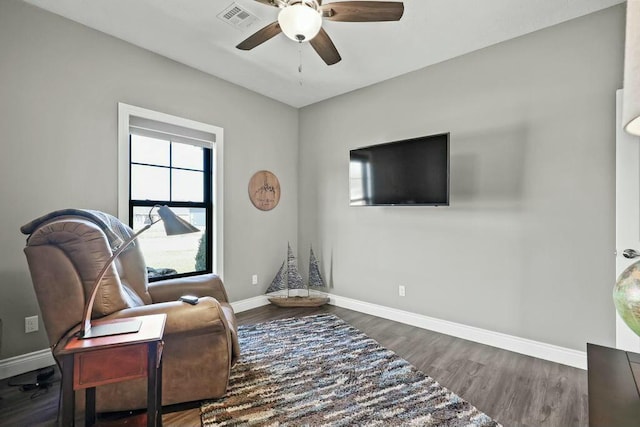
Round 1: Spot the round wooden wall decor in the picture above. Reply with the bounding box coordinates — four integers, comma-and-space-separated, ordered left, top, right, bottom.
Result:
248, 170, 281, 211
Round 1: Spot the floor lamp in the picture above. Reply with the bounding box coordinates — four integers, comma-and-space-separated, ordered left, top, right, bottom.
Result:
79, 205, 199, 339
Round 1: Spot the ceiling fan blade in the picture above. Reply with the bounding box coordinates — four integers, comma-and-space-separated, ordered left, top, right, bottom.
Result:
253, 0, 282, 7
236, 21, 282, 50
310, 28, 341, 65
321, 1, 404, 22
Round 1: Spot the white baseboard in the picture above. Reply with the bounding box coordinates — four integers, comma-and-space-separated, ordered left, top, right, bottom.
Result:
229, 292, 586, 369
0, 348, 55, 380
0, 292, 586, 379
231, 295, 270, 313
326, 293, 587, 370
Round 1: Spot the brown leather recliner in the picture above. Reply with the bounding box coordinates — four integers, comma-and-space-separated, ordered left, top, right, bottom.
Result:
20, 211, 239, 413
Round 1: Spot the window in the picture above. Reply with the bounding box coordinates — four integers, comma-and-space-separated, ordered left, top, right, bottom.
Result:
130, 134, 211, 279
118, 104, 224, 281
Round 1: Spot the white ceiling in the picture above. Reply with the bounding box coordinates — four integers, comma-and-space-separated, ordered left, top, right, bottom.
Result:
24, 0, 624, 108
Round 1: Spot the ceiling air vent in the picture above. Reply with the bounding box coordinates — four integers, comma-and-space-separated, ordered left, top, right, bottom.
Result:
218, 3, 260, 31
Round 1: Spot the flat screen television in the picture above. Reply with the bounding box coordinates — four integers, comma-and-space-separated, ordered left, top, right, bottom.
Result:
349, 133, 449, 206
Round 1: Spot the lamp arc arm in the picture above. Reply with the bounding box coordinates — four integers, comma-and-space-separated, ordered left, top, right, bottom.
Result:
79, 220, 157, 337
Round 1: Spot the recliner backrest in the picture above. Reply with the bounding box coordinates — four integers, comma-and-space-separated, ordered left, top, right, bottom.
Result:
23, 217, 151, 347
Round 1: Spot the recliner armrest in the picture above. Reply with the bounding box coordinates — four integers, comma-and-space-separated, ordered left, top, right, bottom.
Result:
148, 274, 229, 304
102, 297, 228, 337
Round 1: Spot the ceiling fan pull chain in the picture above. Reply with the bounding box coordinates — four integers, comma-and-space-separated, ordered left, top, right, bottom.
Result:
298, 42, 303, 86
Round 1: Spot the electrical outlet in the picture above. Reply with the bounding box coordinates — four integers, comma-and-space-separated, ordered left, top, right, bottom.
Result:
25, 315, 38, 333
252, 274, 258, 285
398, 285, 406, 297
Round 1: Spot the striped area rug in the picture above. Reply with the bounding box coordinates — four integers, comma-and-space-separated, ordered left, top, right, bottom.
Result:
201, 314, 501, 427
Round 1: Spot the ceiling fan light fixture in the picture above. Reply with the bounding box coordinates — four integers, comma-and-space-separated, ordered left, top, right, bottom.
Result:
278, 3, 322, 42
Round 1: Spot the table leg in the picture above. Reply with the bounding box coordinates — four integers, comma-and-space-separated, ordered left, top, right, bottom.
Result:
147, 341, 160, 427
157, 349, 163, 427
85, 387, 96, 426
60, 354, 74, 427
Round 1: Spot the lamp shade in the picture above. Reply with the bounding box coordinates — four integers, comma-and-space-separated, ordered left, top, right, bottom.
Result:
157, 205, 200, 235
278, 3, 322, 42
623, 0, 640, 136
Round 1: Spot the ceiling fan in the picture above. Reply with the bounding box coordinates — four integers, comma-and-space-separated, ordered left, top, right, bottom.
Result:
236, 0, 404, 66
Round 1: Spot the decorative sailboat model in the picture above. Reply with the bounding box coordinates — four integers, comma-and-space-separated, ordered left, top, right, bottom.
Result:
266, 243, 329, 307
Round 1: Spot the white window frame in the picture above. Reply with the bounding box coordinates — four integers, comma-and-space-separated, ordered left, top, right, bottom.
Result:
117, 103, 224, 279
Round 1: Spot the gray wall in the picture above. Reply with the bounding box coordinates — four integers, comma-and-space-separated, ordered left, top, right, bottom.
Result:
0, 0, 624, 360
0, 0, 298, 359
298, 6, 624, 351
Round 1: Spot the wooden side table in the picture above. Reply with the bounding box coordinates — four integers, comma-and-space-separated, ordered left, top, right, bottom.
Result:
58, 314, 167, 427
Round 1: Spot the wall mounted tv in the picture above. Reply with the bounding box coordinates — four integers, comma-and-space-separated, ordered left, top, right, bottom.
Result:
349, 133, 449, 206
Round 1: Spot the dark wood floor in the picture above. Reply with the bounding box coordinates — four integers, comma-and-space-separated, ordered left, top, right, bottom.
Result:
0, 304, 588, 426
